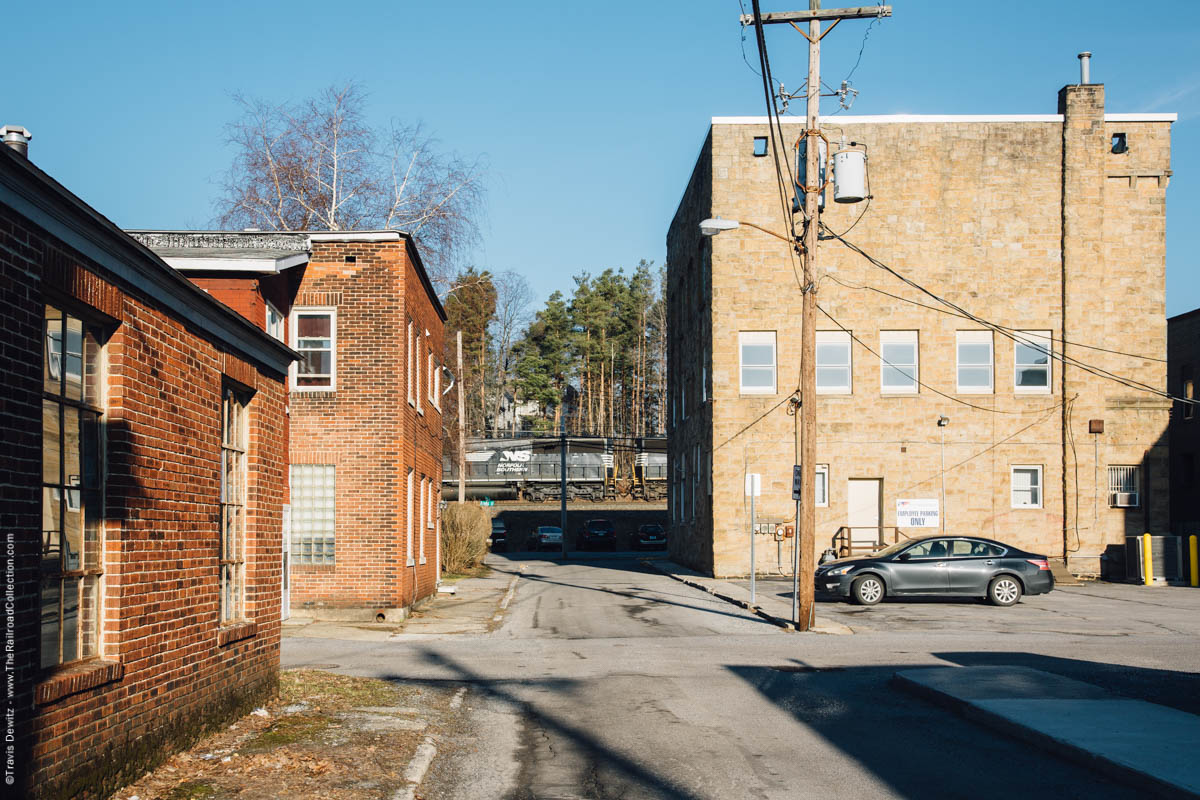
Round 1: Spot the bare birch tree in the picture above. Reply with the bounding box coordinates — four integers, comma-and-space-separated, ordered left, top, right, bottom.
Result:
215, 82, 486, 285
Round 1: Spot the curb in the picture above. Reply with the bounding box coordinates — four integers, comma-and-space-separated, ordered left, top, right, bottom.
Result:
893, 672, 1200, 800
643, 559, 806, 632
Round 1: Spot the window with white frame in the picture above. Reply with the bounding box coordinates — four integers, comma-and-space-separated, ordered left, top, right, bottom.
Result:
739, 331, 776, 394
291, 465, 335, 565
880, 331, 918, 394
265, 301, 285, 343
427, 352, 435, 406
293, 308, 335, 390
416, 339, 424, 415
407, 321, 415, 406
220, 386, 249, 621
956, 330, 993, 394
419, 476, 427, 562
1011, 465, 1042, 508
433, 358, 441, 410
816, 331, 852, 394
1014, 331, 1052, 393
815, 464, 829, 507
406, 469, 415, 564
1108, 465, 1140, 508
41, 305, 105, 669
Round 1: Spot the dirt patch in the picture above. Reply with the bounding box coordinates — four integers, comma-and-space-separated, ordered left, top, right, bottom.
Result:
112, 670, 461, 800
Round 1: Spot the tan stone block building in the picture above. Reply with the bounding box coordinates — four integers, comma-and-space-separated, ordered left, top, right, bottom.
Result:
666, 79, 1174, 578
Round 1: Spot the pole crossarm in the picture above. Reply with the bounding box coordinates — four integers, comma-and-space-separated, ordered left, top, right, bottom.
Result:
741, 6, 891, 25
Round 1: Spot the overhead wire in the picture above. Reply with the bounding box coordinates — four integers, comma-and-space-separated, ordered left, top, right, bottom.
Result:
823, 226, 1191, 406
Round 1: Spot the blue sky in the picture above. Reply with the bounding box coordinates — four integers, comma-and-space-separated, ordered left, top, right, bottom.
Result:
6, 1, 1199, 313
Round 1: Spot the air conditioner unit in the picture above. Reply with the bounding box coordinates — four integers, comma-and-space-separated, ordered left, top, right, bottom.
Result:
1110, 491, 1139, 508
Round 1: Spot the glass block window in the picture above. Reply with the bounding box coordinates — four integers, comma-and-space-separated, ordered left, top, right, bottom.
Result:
220, 386, 249, 622
293, 308, 335, 390
42, 305, 105, 669
1014, 331, 1052, 393
956, 330, 993, 394
291, 465, 336, 564
816, 331, 852, 394
739, 331, 776, 395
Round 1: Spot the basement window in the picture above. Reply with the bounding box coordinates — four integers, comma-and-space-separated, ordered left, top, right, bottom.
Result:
1111, 133, 1128, 154
344, 255, 357, 263
753, 136, 768, 157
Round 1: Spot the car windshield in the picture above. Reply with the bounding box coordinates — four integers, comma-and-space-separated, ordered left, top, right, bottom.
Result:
641, 525, 663, 533
538, 527, 561, 534
587, 520, 613, 530
873, 539, 926, 558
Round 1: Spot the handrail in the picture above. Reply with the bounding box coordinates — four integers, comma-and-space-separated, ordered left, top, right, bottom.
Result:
830, 525, 911, 557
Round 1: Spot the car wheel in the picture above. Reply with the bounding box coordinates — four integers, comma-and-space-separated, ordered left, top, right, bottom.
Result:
851, 575, 884, 606
988, 575, 1023, 606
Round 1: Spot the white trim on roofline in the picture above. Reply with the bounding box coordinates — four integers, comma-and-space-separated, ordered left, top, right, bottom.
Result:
163, 253, 309, 273
307, 231, 402, 243
712, 113, 1177, 124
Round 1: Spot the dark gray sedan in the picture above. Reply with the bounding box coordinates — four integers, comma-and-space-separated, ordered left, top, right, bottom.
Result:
815, 536, 1054, 606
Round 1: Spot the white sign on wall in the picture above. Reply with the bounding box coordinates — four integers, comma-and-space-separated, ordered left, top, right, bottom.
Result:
744, 473, 762, 497
896, 498, 939, 529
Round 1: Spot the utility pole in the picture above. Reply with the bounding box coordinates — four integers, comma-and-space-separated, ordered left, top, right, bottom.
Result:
744, 1, 891, 631
457, 330, 465, 504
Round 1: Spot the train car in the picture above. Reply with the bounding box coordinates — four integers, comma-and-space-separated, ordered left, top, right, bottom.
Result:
442, 437, 614, 501
632, 437, 667, 501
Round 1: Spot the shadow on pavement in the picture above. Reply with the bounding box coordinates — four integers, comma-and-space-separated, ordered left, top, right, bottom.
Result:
485, 558, 779, 629
385, 649, 704, 800
934, 651, 1200, 716
728, 659, 1144, 800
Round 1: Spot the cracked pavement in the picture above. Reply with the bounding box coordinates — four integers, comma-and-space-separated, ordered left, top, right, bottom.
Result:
283, 554, 1200, 798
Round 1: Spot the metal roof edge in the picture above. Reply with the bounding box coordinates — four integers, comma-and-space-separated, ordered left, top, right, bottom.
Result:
0, 150, 298, 376
711, 113, 1177, 124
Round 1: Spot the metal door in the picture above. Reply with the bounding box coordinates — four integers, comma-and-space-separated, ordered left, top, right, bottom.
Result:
847, 478, 882, 547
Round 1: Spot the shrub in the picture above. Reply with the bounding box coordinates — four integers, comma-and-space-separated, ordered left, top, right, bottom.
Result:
441, 503, 491, 574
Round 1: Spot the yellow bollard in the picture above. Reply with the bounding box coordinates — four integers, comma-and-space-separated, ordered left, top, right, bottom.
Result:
1142, 533, 1154, 586
1191, 535, 1198, 588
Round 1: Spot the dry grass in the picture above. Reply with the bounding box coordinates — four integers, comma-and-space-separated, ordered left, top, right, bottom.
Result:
440, 503, 491, 574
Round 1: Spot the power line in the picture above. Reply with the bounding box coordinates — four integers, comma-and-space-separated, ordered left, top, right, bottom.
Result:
823, 226, 1190, 406
819, 271, 1168, 364
814, 303, 1063, 416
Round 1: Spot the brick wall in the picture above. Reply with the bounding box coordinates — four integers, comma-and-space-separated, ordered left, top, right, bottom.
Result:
288, 238, 445, 612
668, 86, 1171, 577
3, 205, 287, 799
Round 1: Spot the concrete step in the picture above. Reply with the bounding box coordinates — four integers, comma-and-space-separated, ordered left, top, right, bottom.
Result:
1049, 558, 1083, 586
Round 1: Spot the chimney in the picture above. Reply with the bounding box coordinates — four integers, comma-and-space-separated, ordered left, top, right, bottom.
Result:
1077, 51, 1092, 85
1, 125, 32, 158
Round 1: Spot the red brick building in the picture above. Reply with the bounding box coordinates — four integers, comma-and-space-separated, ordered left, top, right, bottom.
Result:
1, 137, 295, 796
129, 229, 448, 619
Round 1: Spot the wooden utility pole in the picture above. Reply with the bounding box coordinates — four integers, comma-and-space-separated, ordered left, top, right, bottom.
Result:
457, 330, 465, 504
744, 1, 891, 631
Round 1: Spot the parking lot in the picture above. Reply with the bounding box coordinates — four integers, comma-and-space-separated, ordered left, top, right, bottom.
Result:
736, 577, 1200, 637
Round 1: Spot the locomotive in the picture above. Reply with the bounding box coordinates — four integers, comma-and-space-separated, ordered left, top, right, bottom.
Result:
442, 436, 666, 502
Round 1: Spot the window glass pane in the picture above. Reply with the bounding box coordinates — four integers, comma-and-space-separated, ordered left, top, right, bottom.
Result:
741, 344, 774, 366
816, 367, 850, 388
64, 316, 84, 401
82, 489, 102, 570
958, 343, 991, 364
42, 488, 61, 571
81, 412, 101, 488
297, 314, 331, 338
64, 406, 81, 486
82, 327, 102, 405
881, 342, 914, 365
816, 342, 849, 364
301, 350, 331, 376
741, 367, 774, 389
44, 306, 63, 395
62, 578, 79, 662
297, 375, 332, 388
881, 366, 915, 388
64, 491, 82, 571
1015, 341, 1049, 366
958, 366, 992, 388
40, 579, 60, 669
43, 400, 60, 484
1016, 367, 1048, 387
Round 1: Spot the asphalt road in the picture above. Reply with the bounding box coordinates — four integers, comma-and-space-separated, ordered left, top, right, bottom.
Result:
282, 555, 1198, 799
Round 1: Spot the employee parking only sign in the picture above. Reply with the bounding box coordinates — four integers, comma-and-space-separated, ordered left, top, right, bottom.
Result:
896, 498, 939, 529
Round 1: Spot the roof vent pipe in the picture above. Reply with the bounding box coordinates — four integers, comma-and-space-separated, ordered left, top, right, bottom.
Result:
1078, 52, 1092, 85
1, 125, 32, 158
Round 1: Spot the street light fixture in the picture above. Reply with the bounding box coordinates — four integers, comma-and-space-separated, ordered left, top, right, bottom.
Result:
699, 217, 740, 236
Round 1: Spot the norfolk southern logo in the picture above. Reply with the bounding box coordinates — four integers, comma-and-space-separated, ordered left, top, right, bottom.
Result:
496, 450, 531, 474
